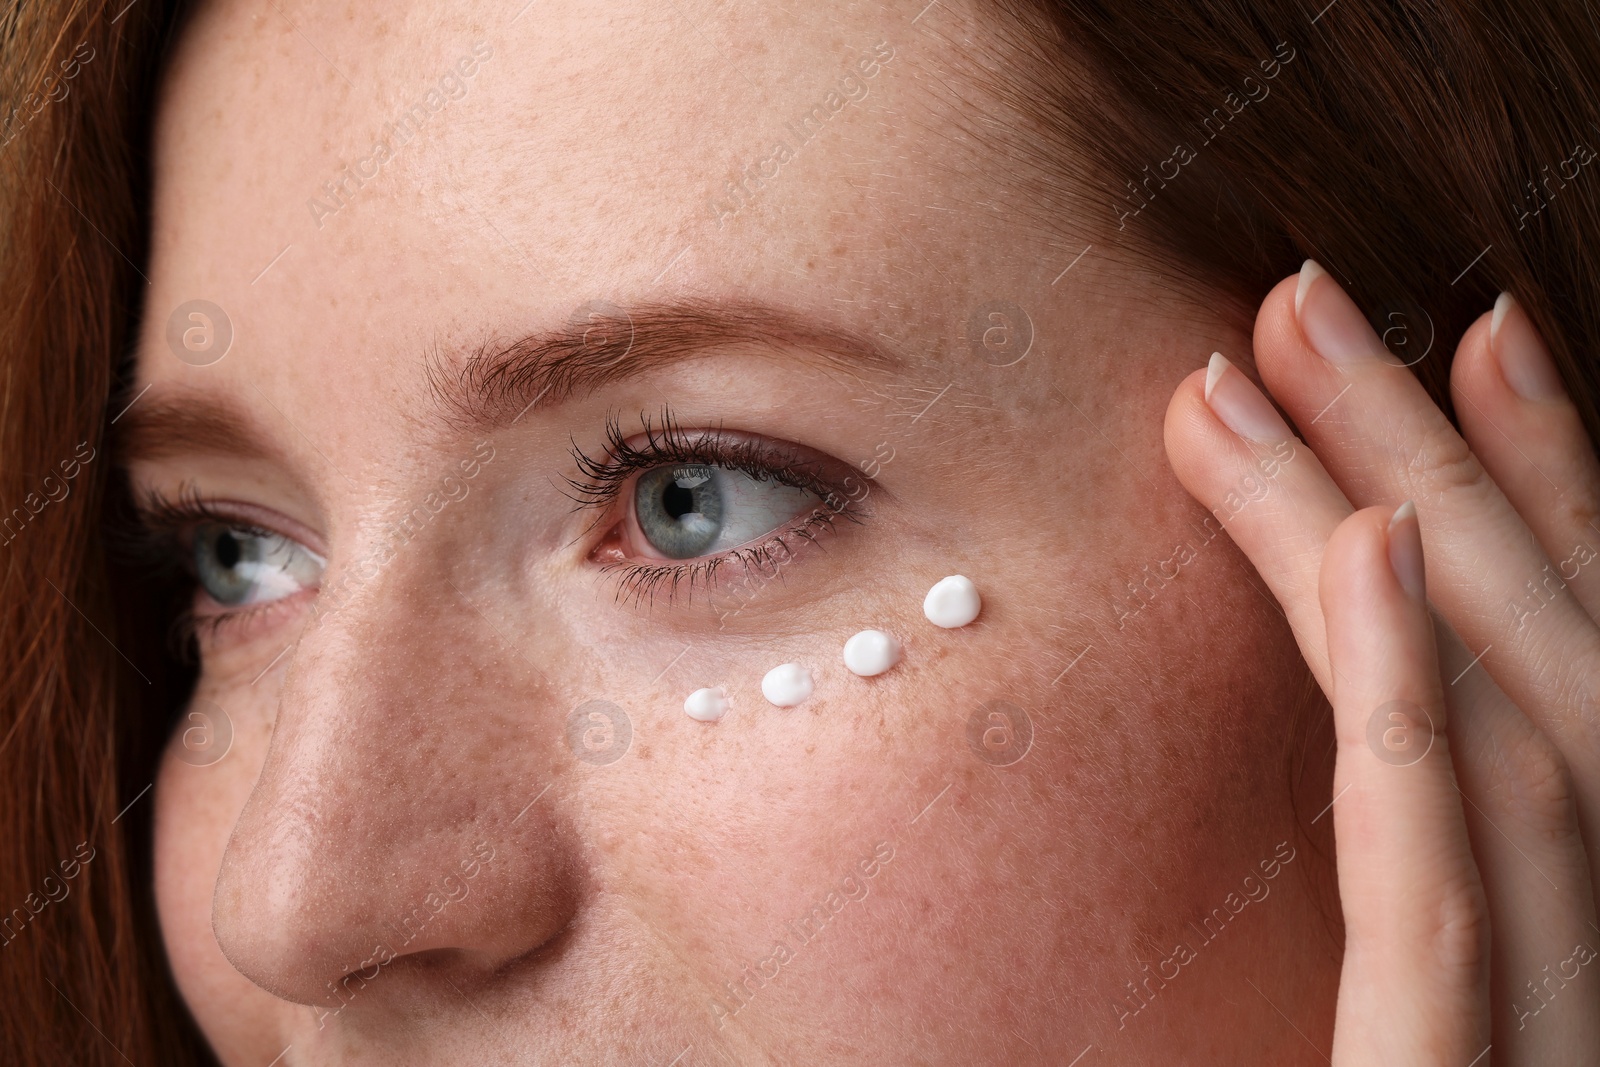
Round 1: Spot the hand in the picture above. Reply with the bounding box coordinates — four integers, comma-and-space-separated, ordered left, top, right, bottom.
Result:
1164, 261, 1600, 1064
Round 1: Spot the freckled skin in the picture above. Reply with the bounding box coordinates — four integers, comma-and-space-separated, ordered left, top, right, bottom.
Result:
139, 0, 1340, 1063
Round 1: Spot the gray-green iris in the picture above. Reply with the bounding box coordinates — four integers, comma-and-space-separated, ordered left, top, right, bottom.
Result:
195, 525, 261, 605
193, 523, 321, 606
635, 464, 724, 558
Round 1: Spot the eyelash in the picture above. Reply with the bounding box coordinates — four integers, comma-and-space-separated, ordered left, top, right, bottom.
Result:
118, 409, 865, 636
117, 482, 303, 651
565, 408, 866, 607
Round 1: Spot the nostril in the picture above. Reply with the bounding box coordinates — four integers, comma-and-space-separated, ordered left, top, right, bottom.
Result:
205, 585, 582, 1010
211, 812, 580, 1009
317, 949, 403, 1019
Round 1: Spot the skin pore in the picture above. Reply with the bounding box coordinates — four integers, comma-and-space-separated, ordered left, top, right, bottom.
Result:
129, 0, 1341, 1062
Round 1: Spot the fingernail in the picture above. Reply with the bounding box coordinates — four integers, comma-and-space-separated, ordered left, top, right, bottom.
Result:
1386, 500, 1426, 601
1490, 292, 1567, 402
1295, 259, 1385, 365
1204, 352, 1294, 442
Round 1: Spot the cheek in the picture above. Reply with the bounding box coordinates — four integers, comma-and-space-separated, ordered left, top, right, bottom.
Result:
153, 687, 290, 1062
570, 473, 1313, 1050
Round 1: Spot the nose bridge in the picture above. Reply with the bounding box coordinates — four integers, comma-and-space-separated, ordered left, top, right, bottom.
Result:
211, 534, 573, 1006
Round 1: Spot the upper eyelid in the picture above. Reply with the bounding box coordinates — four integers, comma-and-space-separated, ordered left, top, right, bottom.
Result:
132, 487, 330, 559
132, 421, 872, 578
564, 414, 857, 507
573, 413, 884, 525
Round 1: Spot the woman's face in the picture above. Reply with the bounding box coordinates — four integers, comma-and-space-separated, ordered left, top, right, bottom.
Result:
132, 0, 1338, 1061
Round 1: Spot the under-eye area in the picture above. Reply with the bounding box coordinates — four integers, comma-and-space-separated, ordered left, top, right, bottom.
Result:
566, 407, 874, 607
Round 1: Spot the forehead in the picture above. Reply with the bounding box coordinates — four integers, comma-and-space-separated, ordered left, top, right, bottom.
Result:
139, 0, 1050, 399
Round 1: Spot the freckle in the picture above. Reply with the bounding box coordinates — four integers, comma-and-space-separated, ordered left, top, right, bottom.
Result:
636, 745, 651, 761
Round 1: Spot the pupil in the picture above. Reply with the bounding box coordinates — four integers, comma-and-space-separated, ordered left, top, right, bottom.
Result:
662, 484, 696, 519
215, 531, 241, 568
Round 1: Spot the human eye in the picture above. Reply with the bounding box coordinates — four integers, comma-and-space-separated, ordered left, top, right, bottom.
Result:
566, 408, 869, 606
123, 485, 324, 648
192, 523, 323, 607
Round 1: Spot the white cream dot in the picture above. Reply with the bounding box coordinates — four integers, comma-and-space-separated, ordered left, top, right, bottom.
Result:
761, 663, 814, 708
923, 574, 981, 628
684, 687, 729, 722
843, 630, 902, 677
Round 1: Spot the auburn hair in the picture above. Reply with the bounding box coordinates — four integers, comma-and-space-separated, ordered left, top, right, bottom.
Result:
1, 0, 1595, 1062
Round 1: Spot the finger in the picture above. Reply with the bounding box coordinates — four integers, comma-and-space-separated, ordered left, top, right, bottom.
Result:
1436, 622, 1600, 1064
1163, 352, 1353, 692
1323, 503, 1489, 1067
1256, 264, 1600, 765
1452, 293, 1600, 620
1170, 351, 1600, 1061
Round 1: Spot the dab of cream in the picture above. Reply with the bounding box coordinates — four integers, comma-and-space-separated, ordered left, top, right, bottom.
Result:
684, 687, 729, 722
924, 575, 981, 628
843, 630, 901, 677
761, 663, 814, 708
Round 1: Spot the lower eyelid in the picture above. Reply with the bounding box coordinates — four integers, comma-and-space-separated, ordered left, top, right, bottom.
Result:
190, 585, 317, 652
596, 500, 857, 608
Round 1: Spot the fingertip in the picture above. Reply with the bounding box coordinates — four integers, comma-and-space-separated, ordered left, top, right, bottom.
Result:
1161, 362, 1219, 466
1317, 505, 1394, 616
1454, 292, 1566, 407
1203, 351, 1227, 403
1294, 258, 1326, 318
1250, 273, 1312, 387
1488, 292, 1568, 403
1164, 360, 1212, 417
1489, 290, 1513, 342
1257, 272, 1304, 339
1446, 306, 1497, 405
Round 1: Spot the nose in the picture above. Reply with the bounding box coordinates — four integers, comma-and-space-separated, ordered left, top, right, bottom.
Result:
210, 547, 577, 1009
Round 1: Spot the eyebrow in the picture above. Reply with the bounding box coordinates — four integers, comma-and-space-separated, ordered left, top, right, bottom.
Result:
429, 298, 898, 430
115, 390, 284, 467
116, 300, 897, 466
